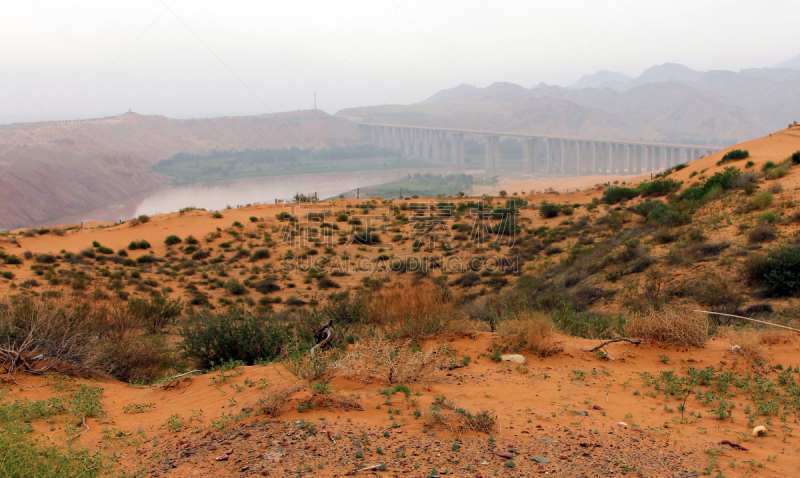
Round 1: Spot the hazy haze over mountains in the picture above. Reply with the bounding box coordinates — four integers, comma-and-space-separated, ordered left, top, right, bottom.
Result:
340, 59, 800, 147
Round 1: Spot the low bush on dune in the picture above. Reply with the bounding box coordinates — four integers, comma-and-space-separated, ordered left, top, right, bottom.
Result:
602, 187, 638, 204
180, 309, 293, 368
538, 201, 561, 218
625, 306, 708, 347
636, 178, 682, 197
744, 244, 800, 296
333, 339, 454, 385
367, 281, 464, 338
716, 149, 749, 165
497, 312, 563, 358
127, 288, 183, 334
0, 295, 168, 382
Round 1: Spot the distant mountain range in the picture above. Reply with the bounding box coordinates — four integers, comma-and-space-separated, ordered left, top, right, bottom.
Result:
339, 56, 800, 148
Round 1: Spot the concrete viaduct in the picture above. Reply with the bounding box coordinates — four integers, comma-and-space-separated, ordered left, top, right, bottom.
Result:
361, 123, 720, 176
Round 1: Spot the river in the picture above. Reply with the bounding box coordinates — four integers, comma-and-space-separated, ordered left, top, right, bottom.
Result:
37, 168, 439, 227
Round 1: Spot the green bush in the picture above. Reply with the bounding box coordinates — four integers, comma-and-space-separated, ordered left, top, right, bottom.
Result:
180, 310, 293, 367
602, 187, 639, 204
249, 249, 271, 261
137, 214, 150, 223
225, 279, 247, 295
673, 163, 688, 171
757, 210, 779, 224
3, 255, 22, 265
128, 240, 151, 250
745, 160, 755, 168
127, 288, 183, 334
637, 178, 682, 197
751, 191, 774, 210
762, 161, 776, 172
164, 235, 182, 246
539, 201, 561, 218
767, 166, 788, 180
746, 245, 800, 296
716, 149, 749, 165
791, 150, 800, 165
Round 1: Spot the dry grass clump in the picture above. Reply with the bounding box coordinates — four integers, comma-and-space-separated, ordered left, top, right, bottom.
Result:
625, 306, 708, 347
757, 328, 794, 345
333, 339, 453, 385
497, 312, 563, 357
422, 404, 496, 434
258, 383, 304, 416
719, 327, 767, 362
302, 391, 365, 412
0, 294, 170, 381
368, 281, 466, 338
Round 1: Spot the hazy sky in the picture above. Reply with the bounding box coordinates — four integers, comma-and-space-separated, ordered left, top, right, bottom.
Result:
1, 1, 798, 124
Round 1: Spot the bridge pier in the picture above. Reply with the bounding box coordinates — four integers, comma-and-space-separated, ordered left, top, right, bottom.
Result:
485, 135, 500, 173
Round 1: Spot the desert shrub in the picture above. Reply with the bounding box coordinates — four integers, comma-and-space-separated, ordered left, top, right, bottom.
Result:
717, 149, 749, 165
757, 210, 779, 224
497, 312, 563, 357
322, 291, 368, 325
127, 288, 183, 334
258, 384, 305, 416
637, 178, 681, 197
184, 235, 199, 245
748, 223, 777, 244
368, 282, 462, 338
551, 309, 625, 339
136, 254, 161, 264
317, 277, 340, 289
791, 150, 800, 165
95, 246, 113, 255
762, 161, 776, 172
2, 255, 22, 265
767, 166, 789, 180
97, 334, 167, 383
683, 272, 744, 314
538, 201, 560, 218
164, 235, 182, 246
625, 306, 708, 347
191, 250, 210, 261
35, 254, 56, 264
769, 182, 783, 194
0, 296, 104, 374
453, 272, 481, 287
751, 191, 774, 210
128, 240, 151, 250
249, 249, 271, 261
602, 187, 638, 204
333, 340, 453, 385
224, 279, 247, 295
254, 278, 280, 294
351, 229, 381, 245
745, 245, 800, 296
180, 309, 292, 368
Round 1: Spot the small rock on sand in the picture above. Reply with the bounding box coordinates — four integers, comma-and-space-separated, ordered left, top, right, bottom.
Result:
501, 354, 526, 364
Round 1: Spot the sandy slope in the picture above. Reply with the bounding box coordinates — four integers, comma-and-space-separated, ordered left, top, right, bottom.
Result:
7, 332, 799, 477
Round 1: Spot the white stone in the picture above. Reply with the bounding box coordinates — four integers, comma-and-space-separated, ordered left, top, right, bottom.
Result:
501, 354, 527, 364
